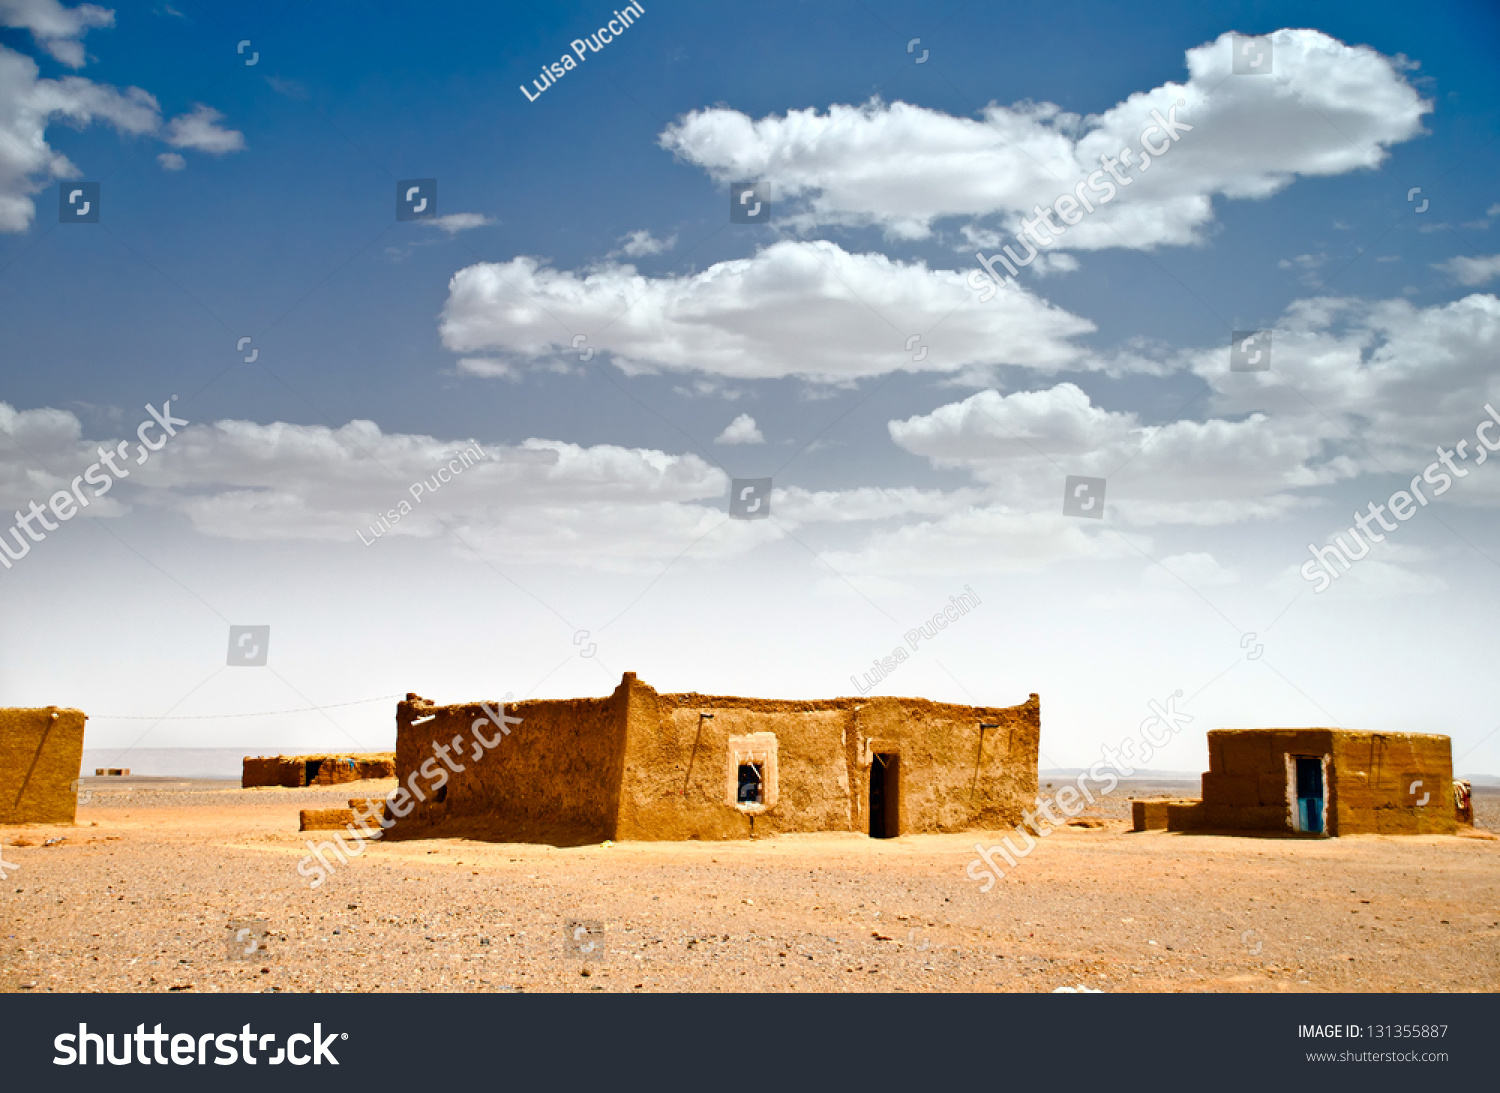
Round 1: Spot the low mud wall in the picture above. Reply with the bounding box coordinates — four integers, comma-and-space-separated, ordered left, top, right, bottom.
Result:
0, 707, 87, 824
242, 753, 395, 788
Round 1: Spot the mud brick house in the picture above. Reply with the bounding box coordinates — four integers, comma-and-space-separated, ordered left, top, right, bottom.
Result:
242, 752, 396, 788
1, 706, 87, 824
391, 672, 1040, 843
1133, 729, 1459, 836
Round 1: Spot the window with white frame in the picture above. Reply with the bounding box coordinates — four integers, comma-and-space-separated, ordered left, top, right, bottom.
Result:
726, 733, 777, 811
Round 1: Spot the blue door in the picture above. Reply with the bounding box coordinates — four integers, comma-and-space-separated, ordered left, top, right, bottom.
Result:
1294, 755, 1324, 833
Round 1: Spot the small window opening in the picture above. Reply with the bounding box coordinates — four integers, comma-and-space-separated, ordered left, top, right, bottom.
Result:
737, 762, 764, 805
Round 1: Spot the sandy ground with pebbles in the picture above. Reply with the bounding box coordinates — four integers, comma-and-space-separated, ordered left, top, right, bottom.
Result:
2, 777, 1497, 994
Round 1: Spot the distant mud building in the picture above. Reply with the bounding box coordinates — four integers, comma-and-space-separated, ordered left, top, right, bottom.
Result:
1133, 729, 1461, 836
1, 706, 87, 824
389, 672, 1040, 844
241, 752, 395, 788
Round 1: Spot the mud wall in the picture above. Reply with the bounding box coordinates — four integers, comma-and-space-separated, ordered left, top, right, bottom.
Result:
383, 675, 1038, 843
241, 753, 395, 788
1199, 729, 1322, 832
309, 755, 395, 785
1327, 731, 1455, 835
1200, 729, 1455, 836
1133, 799, 1206, 831
0, 707, 87, 824
300, 808, 356, 831
392, 690, 627, 843
612, 675, 1040, 840
242, 756, 300, 787
851, 695, 1038, 837
614, 677, 853, 840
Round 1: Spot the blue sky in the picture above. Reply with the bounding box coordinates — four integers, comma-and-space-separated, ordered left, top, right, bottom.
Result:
2, 0, 1499, 777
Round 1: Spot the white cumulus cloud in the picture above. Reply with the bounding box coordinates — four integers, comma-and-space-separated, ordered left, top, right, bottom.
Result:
714, 413, 763, 444
0, 0, 113, 68
1434, 254, 1500, 287
0, 410, 792, 572
161, 103, 244, 153
613, 229, 675, 257
424, 212, 495, 235
439, 239, 1096, 382
889, 382, 1342, 526
659, 29, 1428, 247
0, 43, 244, 231
1191, 293, 1500, 479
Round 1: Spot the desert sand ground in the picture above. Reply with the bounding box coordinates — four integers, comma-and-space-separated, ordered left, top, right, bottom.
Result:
2, 778, 1496, 994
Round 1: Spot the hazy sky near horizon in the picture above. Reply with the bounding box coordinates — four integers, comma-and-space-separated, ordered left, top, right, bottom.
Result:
2, 0, 1498, 777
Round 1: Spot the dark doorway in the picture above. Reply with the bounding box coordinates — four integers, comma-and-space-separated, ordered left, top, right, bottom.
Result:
1293, 755, 1324, 834
303, 760, 323, 786
869, 754, 899, 838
